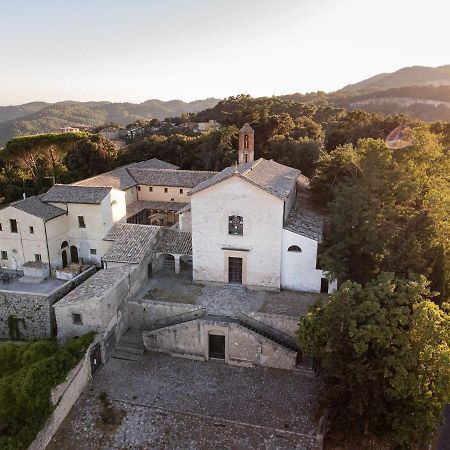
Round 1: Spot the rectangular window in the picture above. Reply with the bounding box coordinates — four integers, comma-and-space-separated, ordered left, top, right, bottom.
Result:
164, 188, 168, 193
78, 216, 86, 228
149, 187, 153, 192
179, 188, 183, 194
29, 226, 34, 234
137, 186, 141, 191
170, 198, 174, 201
0, 223, 2, 231
10, 219, 18, 233
90, 249, 97, 255
1, 251, 7, 260
34, 254, 42, 262
72, 313, 83, 325
228, 215, 243, 236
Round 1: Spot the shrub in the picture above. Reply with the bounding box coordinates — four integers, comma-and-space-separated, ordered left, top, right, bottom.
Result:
0, 332, 95, 450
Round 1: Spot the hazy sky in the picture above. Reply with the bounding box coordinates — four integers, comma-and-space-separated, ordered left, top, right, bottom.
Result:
1, 0, 449, 105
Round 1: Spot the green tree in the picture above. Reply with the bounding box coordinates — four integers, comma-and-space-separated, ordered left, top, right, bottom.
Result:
63, 135, 118, 180
316, 131, 450, 298
299, 273, 450, 448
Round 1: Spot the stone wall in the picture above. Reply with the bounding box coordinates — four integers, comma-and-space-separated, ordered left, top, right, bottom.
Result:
143, 318, 296, 370
28, 341, 94, 450
128, 299, 205, 330
55, 247, 156, 351
0, 267, 96, 341
243, 311, 299, 339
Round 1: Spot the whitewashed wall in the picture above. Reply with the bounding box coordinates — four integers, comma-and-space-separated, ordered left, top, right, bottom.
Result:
0, 206, 51, 268
281, 229, 337, 293
137, 185, 190, 203
191, 176, 284, 289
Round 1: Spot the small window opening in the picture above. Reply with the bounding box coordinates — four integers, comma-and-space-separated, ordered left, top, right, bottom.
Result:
29, 226, 34, 234
244, 134, 249, 149
10, 219, 18, 233
72, 313, 83, 325
78, 216, 86, 228
287, 245, 302, 252
1, 251, 8, 260
34, 254, 42, 261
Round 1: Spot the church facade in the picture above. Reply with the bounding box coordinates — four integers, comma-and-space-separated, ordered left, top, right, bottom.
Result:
187, 124, 336, 293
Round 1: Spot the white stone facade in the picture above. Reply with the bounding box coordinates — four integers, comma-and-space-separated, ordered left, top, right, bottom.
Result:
191, 177, 284, 290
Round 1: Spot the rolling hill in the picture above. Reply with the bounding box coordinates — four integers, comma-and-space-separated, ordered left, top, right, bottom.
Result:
341, 65, 450, 93
0, 98, 220, 146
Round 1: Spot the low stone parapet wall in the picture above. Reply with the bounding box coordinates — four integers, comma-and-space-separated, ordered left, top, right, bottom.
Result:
28, 340, 95, 450
243, 311, 299, 339
128, 298, 206, 330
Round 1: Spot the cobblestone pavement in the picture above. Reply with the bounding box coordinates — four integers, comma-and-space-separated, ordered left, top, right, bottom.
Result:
47, 352, 320, 450
143, 269, 324, 317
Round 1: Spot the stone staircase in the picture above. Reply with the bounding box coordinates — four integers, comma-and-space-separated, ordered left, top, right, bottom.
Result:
115, 329, 145, 356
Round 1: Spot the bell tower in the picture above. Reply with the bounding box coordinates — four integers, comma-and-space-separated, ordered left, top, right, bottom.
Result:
238, 123, 255, 164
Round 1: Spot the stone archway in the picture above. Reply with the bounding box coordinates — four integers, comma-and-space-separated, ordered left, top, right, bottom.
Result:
179, 254, 193, 277
158, 253, 175, 272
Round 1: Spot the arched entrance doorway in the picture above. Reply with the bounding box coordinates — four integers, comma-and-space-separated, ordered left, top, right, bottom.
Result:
61, 241, 69, 267
180, 255, 193, 277
70, 246, 79, 264
158, 253, 175, 272
62, 250, 68, 268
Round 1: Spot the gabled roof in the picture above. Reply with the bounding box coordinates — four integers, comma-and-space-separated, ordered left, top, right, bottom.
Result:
103, 223, 159, 264
73, 166, 136, 190
9, 195, 66, 221
128, 168, 217, 188
188, 159, 300, 201
73, 158, 179, 190
42, 185, 112, 204
131, 158, 179, 170
239, 123, 254, 133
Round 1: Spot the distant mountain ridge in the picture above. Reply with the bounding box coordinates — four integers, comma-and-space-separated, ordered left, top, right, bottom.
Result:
341, 65, 450, 93
0, 98, 220, 146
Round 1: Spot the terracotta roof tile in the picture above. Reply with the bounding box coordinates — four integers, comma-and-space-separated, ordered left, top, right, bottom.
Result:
9, 195, 66, 221
128, 168, 217, 188
103, 223, 159, 263
154, 228, 192, 255
189, 159, 299, 201
42, 185, 112, 204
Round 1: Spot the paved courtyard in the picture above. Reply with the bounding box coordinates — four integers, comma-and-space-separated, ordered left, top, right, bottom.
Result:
47, 352, 320, 449
141, 268, 325, 317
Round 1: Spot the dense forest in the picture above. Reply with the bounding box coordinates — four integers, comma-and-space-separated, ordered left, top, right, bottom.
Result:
0, 94, 449, 447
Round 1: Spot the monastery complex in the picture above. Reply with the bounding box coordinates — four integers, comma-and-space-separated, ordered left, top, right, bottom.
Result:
0, 124, 336, 371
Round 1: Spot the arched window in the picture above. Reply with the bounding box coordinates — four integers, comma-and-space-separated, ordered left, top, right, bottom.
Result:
244, 134, 249, 149
287, 245, 302, 252
244, 153, 248, 163
228, 215, 243, 235
61, 241, 68, 249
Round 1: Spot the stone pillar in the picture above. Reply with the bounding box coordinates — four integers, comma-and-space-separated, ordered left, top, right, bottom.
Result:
174, 255, 181, 274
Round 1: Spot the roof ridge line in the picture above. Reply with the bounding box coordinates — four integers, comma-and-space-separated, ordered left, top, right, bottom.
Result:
242, 158, 263, 176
